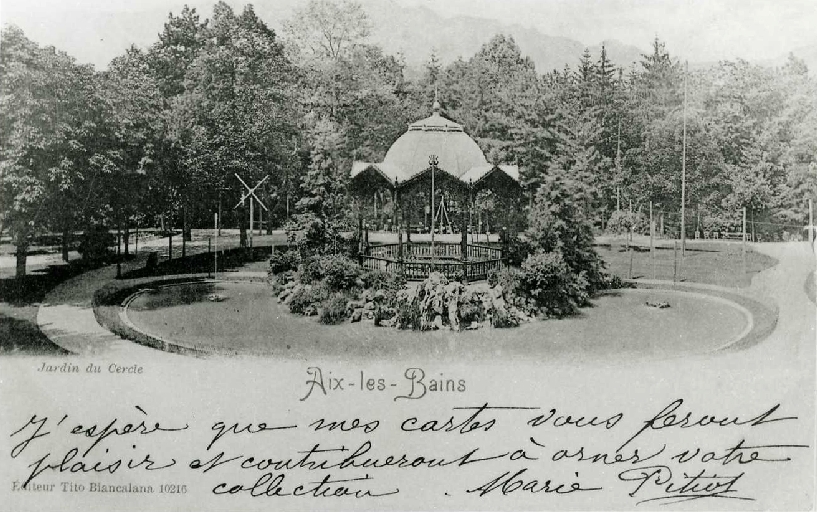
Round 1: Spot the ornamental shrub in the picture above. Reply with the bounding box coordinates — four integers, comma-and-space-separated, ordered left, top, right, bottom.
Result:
393, 291, 422, 330
299, 254, 360, 290
519, 250, 589, 317
289, 282, 330, 315
320, 255, 361, 291
269, 249, 301, 274
361, 269, 406, 292
78, 224, 115, 262
602, 274, 628, 290
606, 210, 647, 236
319, 293, 350, 324
504, 235, 534, 267
526, 187, 607, 295
491, 305, 519, 328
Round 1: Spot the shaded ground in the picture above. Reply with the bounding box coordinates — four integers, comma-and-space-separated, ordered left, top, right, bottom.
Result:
0, 260, 98, 355
1, 229, 282, 355
806, 270, 816, 305
597, 237, 777, 288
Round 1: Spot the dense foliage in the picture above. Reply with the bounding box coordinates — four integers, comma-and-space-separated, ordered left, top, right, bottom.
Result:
3, 0, 816, 280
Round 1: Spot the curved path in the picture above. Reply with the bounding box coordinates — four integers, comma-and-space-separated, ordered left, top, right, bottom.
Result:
36, 242, 815, 360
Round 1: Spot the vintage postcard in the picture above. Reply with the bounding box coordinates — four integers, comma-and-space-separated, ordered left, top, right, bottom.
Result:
1, 0, 815, 510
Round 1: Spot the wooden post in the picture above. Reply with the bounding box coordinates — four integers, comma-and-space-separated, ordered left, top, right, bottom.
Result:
116, 225, 122, 279
135, 225, 139, 256
626, 230, 632, 279
673, 240, 678, 284
248, 197, 254, 249
258, 203, 263, 236
742, 207, 747, 274
168, 231, 172, 261
208, 237, 212, 278
809, 199, 814, 246
650, 201, 655, 280
181, 204, 186, 258
214, 213, 218, 279
750, 207, 755, 242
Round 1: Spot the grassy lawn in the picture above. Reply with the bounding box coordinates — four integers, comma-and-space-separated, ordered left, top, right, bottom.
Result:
121, 281, 752, 361
597, 238, 778, 288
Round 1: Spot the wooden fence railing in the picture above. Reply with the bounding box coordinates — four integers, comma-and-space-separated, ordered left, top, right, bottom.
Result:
365, 242, 502, 261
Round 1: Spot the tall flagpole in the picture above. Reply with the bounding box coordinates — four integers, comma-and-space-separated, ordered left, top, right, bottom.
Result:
681, 60, 688, 260
616, 117, 622, 212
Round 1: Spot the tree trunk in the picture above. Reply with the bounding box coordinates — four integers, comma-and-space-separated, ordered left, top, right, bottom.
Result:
62, 224, 70, 262
15, 229, 29, 279
124, 226, 130, 256
183, 203, 192, 241
239, 204, 248, 248
182, 204, 187, 258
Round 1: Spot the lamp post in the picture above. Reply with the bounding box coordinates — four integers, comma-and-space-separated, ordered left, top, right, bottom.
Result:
681, 60, 688, 262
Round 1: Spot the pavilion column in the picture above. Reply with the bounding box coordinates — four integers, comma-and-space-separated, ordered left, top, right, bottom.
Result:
357, 199, 364, 265
460, 209, 468, 283
405, 193, 412, 244
391, 188, 397, 233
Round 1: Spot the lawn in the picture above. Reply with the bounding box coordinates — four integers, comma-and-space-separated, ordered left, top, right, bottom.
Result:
597, 237, 778, 288
120, 281, 759, 362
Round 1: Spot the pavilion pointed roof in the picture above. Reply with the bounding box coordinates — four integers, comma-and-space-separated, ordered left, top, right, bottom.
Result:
351, 96, 518, 187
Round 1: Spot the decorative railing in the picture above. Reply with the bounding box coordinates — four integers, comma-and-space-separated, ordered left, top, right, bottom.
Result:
360, 242, 503, 281
366, 242, 502, 261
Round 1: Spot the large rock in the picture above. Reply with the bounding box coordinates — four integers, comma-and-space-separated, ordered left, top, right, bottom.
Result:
283, 284, 303, 305
447, 299, 460, 331
433, 314, 444, 330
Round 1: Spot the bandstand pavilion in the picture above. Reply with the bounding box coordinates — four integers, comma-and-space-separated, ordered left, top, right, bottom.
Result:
349, 98, 523, 280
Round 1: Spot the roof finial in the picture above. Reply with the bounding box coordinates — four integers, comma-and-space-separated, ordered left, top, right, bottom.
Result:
432, 85, 440, 114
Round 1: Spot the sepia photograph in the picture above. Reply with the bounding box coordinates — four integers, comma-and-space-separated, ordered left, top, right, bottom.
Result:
1, 0, 815, 510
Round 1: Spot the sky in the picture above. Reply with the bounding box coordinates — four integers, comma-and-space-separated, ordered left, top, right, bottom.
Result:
399, 0, 817, 62
2, 0, 816, 68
